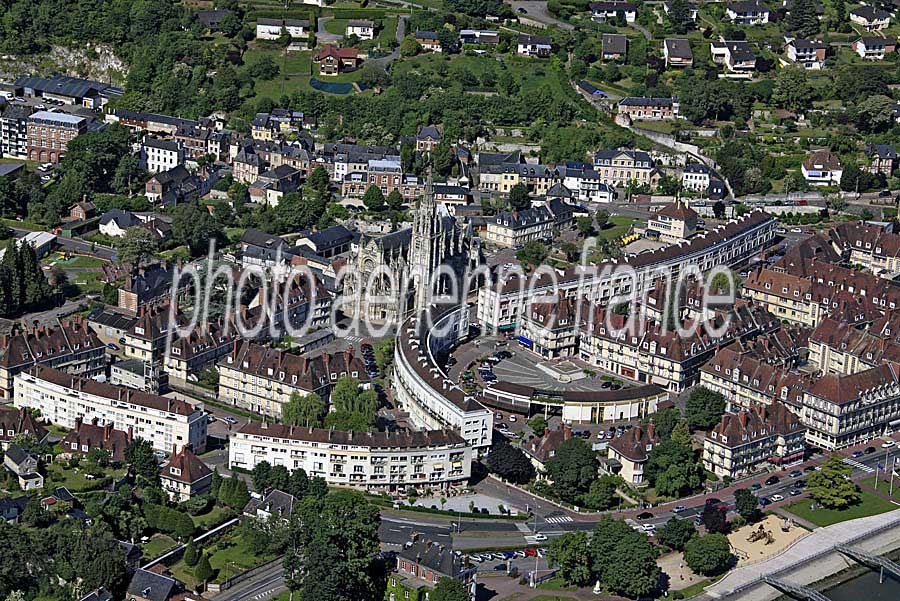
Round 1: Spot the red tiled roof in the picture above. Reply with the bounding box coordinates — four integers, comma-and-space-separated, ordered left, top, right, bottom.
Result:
161, 445, 212, 484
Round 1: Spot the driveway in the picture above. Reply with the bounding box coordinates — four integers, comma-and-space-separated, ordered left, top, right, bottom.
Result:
316, 17, 342, 44
506, 1, 574, 30
368, 16, 406, 68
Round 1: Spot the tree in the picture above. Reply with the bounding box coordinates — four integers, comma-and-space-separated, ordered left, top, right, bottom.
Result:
595, 210, 610, 229
645, 439, 694, 485
309, 166, 330, 194
651, 407, 682, 440
527, 415, 548, 436
713, 201, 726, 219
655, 461, 705, 498
787, 0, 821, 37
194, 553, 214, 583
289, 468, 310, 499
400, 36, 420, 57
772, 67, 813, 113
656, 517, 697, 551
430, 577, 470, 601
808, 455, 861, 509
667, 0, 694, 33
590, 517, 660, 598
183, 542, 199, 567
124, 439, 158, 483
684, 533, 732, 576
386, 188, 404, 211
508, 183, 530, 210
855, 95, 896, 133
282, 391, 326, 427
218, 475, 250, 509
735, 488, 761, 522
547, 531, 592, 586
431, 140, 454, 176
486, 441, 535, 484
544, 437, 597, 503
701, 505, 728, 534
112, 154, 145, 195
575, 216, 595, 237
362, 185, 386, 211
581, 474, 620, 510
685, 386, 727, 430
252, 461, 273, 492
116, 226, 159, 266
516, 241, 549, 267
283, 490, 381, 601
171, 203, 227, 256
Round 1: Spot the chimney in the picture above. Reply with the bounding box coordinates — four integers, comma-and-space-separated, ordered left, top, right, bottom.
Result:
74, 416, 83, 430
126, 425, 134, 443
104, 421, 113, 439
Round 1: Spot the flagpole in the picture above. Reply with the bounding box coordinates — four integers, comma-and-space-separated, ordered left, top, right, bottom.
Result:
890, 465, 895, 498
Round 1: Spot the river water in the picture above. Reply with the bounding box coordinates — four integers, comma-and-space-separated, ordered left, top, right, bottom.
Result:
825, 569, 900, 600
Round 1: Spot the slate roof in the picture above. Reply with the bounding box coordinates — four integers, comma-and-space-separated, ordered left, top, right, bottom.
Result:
399, 538, 468, 579
244, 489, 297, 519
99, 209, 140, 229
518, 34, 552, 46
602, 33, 628, 55
417, 125, 442, 141
608, 424, 658, 462
708, 402, 804, 448
619, 96, 674, 107
665, 38, 693, 59
851, 5, 891, 20
236, 421, 466, 448
126, 569, 176, 601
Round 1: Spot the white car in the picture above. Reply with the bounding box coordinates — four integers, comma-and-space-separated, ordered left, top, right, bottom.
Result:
882, 440, 896, 448
641, 523, 656, 532
508, 415, 517, 422
534, 533, 548, 542
770, 494, 784, 502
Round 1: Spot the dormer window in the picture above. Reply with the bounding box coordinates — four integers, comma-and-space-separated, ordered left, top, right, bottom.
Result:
170, 467, 181, 476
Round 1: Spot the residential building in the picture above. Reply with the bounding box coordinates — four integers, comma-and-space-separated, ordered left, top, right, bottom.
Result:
854, 36, 896, 59
416, 125, 442, 152
388, 537, 477, 601
460, 29, 500, 44
646, 199, 698, 242
0, 104, 32, 159
0, 495, 28, 523
79, 589, 113, 601
700, 347, 811, 412
801, 363, 900, 450
519, 295, 579, 359
69, 200, 97, 222
346, 19, 375, 40
592, 149, 657, 187
866, 144, 898, 176
784, 38, 827, 69
521, 425, 575, 476
14, 365, 207, 453
244, 489, 298, 522
159, 445, 212, 502
61, 417, 134, 462
711, 40, 757, 73
850, 6, 890, 30
703, 402, 806, 478
140, 136, 184, 174
663, 1, 697, 19
664, 38, 693, 67
726, 1, 770, 24
249, 164, 302, 206
517, 35, 552, 58
0, 406, 47, 450
229, 422, 473, 492
117, 264, 183, 315
827, 221, 900, 278
590, 1, 637, 23
217, 340, 370, 419
195, 9, 231, 32
110, 358, 169, 394
602, 34, 628, 61
606, 425, 659, 485
126, 570, 176, 601
0, 319, 105, 399
3, 444, 43, 490
26, 110, 88, 163
618, 97, 678, 120
415, 30, 443, 53
558, 166, 617, 202
256, 18, 310, 40
807, 316, 900, 376
802, 149, 843, 186
296, 225, 354, 258
483, 206, 554, 248
315, 45, 360, 76
682, 162, 713, 192
145, 164, 212, 205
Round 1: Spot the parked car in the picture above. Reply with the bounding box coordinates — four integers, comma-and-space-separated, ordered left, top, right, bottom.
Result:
804, 465, 817, 473
636, 512, 654, 520
534, 533, 547, 542
693, 517, 703, 526
882, 440, 896, 448
641, 523, 656, 532
765, 476, 780, 485
524, 548, 538, 557
106, 343, 119, 351
672, 505, 686, 513
770, 494, 784, 502
789, 489, 802, 496
750, 483, 762, 491
866, 446, 877, 454
758, 497, 771, 506
789, 470, 802, 478
852, 450, 864, 458
222, 416, 237, 425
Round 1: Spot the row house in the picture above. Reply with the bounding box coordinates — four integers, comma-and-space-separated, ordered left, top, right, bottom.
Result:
175, 122, 229, 161
700, 348, 811, 412
681, 162, 713, 192
251, 109, 306, 141
703, 402, 806, 479
0, 406, 47, 450
249, 164, 303, 207
217, 340, 370, 419
592, 149, 659, 188
105, 109, 200, 137
229, 422, 472, 492
618, 97, 679, 121
784, 38, 827, 69
827, 221, 900, 277
808, 317, 900, 376
558, 165, 617, 202
483, 199, 574, 248
801, 363, 900, 450
61, 417, 133, 462
140, 136, 184, 174
0, 319, 105, 400
163, 317, 242, 382
590, 1, 637, 23
578, 302, 778, 392
711, 40, 757, 74
14, 365, 207, 453
854, 36, 896, 59
519, 295, 580, 359
478, 210, 777, 330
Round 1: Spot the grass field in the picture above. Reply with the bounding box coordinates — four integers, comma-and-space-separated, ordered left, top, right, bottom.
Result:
44, 462, 125, 492
861, 476, 900, 502
784, 490, 897, 527
598, 216, 641, 241
191, 505, 231, 530
42, 252, 107, 268
324, 18, 349, 35
141, 534, 178, 560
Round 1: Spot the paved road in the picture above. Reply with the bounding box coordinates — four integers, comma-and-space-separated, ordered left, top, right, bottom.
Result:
506, 0, 574, 30
10, 226, 116, 261
369, 16, 406, 68
211, 562, 285, 601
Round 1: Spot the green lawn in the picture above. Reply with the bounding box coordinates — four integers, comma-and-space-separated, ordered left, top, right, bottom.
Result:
2, 218, 46, 231
71, 270, 107, 294
206, 533, 277, 583
598, 216, 640, 241
44, 462, 125, 493
191, 505, 231, 530
537, 577, 579, 592
42, 252, 108, 268
141, 534, 178, 560
324, 18, 349, 35
861, 476, 900, 502
784, 490, 898, 527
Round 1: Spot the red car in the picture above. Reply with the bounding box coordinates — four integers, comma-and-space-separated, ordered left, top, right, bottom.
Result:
524, 548, 538, 557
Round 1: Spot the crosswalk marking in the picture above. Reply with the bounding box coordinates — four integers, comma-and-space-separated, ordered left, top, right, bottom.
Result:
545, 515, 574, 524
843, 458, 875, 473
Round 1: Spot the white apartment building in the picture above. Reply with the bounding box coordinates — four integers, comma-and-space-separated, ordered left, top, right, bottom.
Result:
140, 136, 184, 174
228, 422, 472, 492
14, 365, 207, 453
